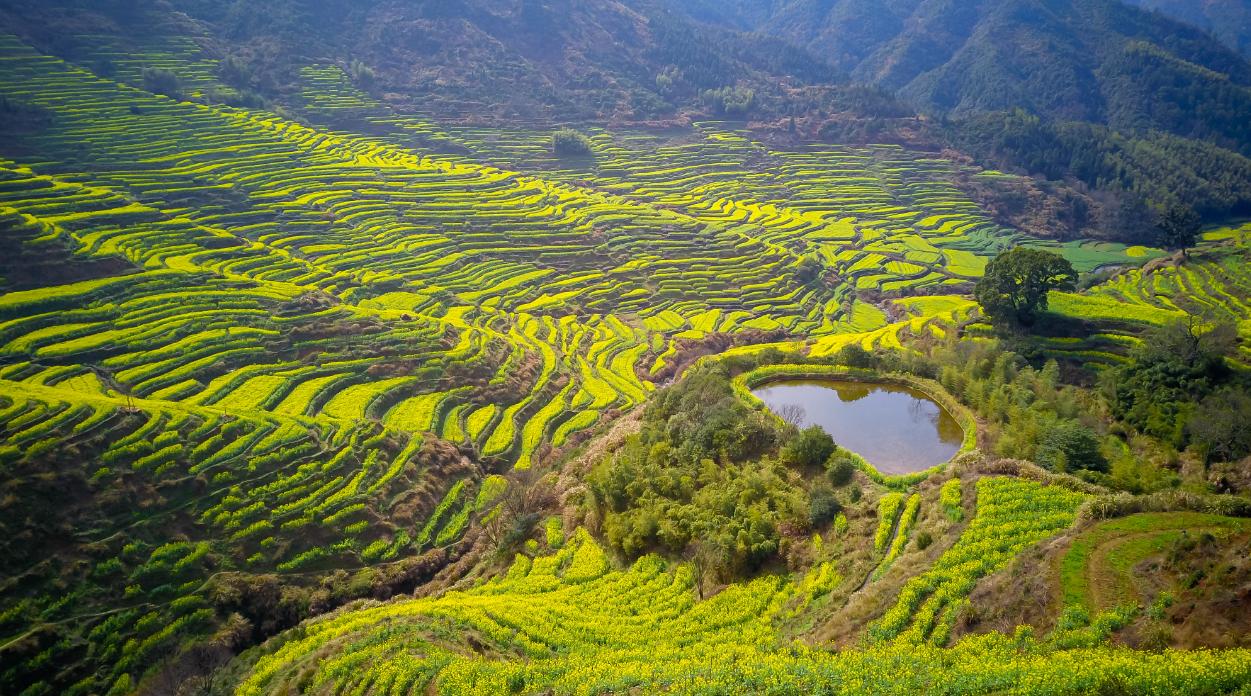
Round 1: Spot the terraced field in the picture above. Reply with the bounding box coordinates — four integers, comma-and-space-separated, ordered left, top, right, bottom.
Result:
1060, 512, 1251, 612
227, 478, 1251, 695
0, 29, 1245, 695
1033, 223, 1251, 366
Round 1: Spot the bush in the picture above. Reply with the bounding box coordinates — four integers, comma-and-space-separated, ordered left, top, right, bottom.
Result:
348, 59, 376, 86
1188, 388, 1251, 463
701, 86, 754, 117
836, 344, 877, 369
1079, 488, 1251, 523
826, 455, 856, 486
590, 367, 796, 579
142, 67, 182, 99
807, 486, 841, 527
552, 128, 593, 157
1106, 317, 1237, 447
915, 531, 933, 550
782, 426, 836, 469
1035, 421, 1108, 473
795, 257, 823, 284
218, 56, 251, 87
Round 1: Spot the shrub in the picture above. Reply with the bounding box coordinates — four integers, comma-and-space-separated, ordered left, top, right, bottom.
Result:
552, 129, 593, 157
795, 257, 823, 284
808, 486, 841, 527
826, 454, 856, 486
545, 517, 564, 548
1035, 422, 1107, 473
1188, 388, 1251, 463
782, 426, 835, 469
348, 59, 376, 86
218, 56, 251, 87
833, 513, 849, 535
142, 67, 182, 99
701, 86, 754, 117
915, 531, 933, 550
836, 344, 877, 369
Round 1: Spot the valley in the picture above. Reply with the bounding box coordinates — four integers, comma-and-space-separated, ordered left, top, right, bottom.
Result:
0, 2, 1250, 694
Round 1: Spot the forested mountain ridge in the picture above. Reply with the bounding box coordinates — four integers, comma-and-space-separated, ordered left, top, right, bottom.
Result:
668, 0, 1251, 154
0, 0, 844, 121
1125, 0, 1251, 57
1, 0, 1249, 245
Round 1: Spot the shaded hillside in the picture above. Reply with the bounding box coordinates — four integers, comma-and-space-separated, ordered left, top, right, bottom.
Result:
675, 0, 1251, 156
1126, 0, 1251, 57
0, 0, 842, 121
2, 1, 1251, 234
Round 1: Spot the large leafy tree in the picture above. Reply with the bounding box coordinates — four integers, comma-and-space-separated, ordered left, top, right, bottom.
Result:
1156, 203, 1201, 258
974, 248, 1076, 326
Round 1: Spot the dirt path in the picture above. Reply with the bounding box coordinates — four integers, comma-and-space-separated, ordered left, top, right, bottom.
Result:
1083, 527, 1216, 611
854, 505, 906, 593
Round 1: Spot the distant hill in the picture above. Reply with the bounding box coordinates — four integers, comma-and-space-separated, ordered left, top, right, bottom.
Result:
0, 0, 844, 122
1125, 0, 1251, 57
4, 0, 1251, 228
672, 0, 1251, 156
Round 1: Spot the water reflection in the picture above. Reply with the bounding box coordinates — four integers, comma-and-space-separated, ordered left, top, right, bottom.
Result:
752, 380, 963, 475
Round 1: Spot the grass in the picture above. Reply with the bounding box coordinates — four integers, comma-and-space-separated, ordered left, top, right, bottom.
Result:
1058, 512, 1251, 611
227, 498, 1251, 696
0, 30, 1236, 695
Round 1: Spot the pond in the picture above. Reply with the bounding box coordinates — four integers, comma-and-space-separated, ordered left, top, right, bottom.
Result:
752, 380, 964, 475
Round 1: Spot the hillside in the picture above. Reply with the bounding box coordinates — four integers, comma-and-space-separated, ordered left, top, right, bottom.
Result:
1126, 0, 1251, 57
0, 0, 842, 122
0, 3, 1250, 696
673, 0, 1251, 154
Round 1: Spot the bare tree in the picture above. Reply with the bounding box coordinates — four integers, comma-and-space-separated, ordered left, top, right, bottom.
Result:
479, 467, 552, 551
775, 403, 806, 427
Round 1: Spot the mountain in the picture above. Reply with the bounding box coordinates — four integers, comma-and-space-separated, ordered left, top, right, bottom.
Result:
670, 0, 1251, 156
4, 0, 1251, 227
1125, 0, 1251, 57
0, 0, 842, 121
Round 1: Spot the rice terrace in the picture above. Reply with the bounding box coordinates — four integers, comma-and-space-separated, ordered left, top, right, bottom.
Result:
1, 2, 1251, 695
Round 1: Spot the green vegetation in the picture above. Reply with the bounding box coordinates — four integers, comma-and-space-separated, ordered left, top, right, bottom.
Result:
1157, 204, 1202, 257
1106, 315, 1244, 450
975, 248, 1077, 326
587, 368, 794, 579
222, 481, 1251, 695
0, 17, 1248, 696
940, 478, 963, 522
551, 128, 593, 157
871, 478, 1089, 645
1060, 512, 1251, 611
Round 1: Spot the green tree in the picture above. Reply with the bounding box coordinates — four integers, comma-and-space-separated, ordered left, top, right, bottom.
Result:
807, 485, 841, 527
1034, 421, 1107, 473
1188, 388, 1251, 463
974, 248, 1077, 326
835, 344, 877, 369
1105, 314, 1236, 446
781, 426, 835, 469
1157, 204, 1201, 258
795, 256, 823, 284
825, 454, 856, 486
142, 67, 182, 99
551, 128, 592, 157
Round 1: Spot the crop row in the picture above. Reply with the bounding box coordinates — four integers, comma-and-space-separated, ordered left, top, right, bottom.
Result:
230, 514, 1251, 695
869, 477, 1089, 645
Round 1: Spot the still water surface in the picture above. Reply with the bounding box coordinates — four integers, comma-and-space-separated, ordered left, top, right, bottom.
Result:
752, 380, 963, 474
